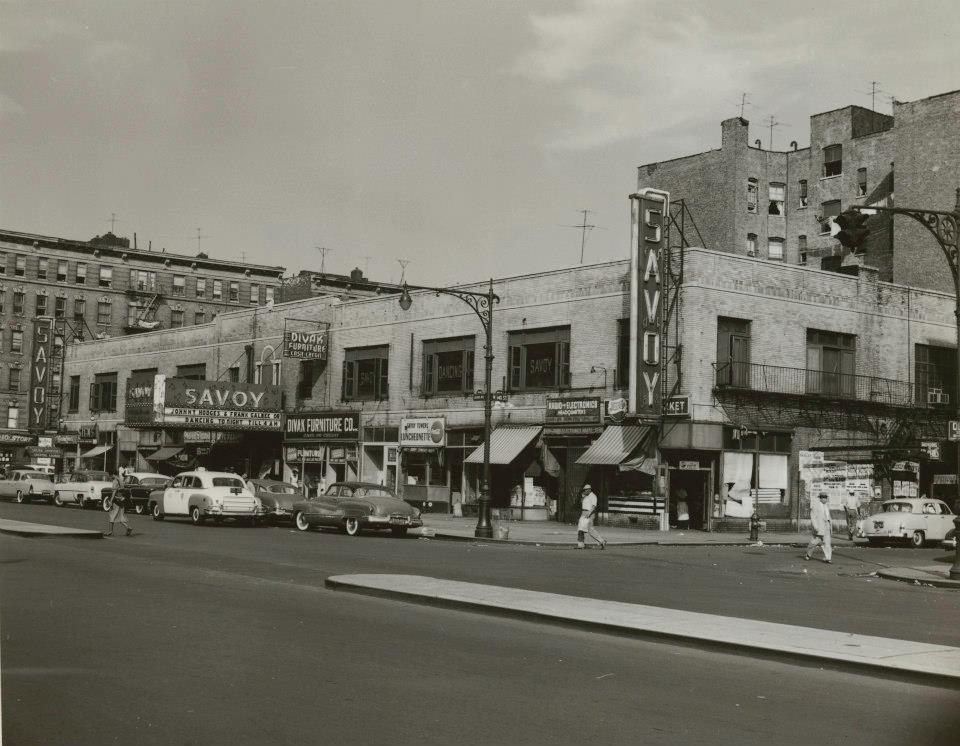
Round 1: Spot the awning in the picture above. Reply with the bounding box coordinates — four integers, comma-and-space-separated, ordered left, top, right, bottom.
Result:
145, 446, 183, 462
81, 445, 112, 458
576, 425, 650, 466
464, 426, 542, 465
618, 455, 657, 475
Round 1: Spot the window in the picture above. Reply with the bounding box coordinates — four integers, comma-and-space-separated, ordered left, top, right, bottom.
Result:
35, 294, 48, 316
37, 257, 48, 280
820, 200, 841, 234
195, 278, 206, 298
422, 336, 475, 395
265, 286, 275, 304
97, 301, 112, 325
212, 280, 222, 300
0, 291, 4, 314
90, 372, 118, 412
823, 144, 842, 177
508, 327, 571, 391
716, 317, 751, 387
342, 345, 389, 401
250, 284, 260, 304
171, 275, 185, 296
68, 375, 80, 412
128, 270, 157, 292
768, 237, 784, 261
11, 330, 23, 352
798, 179, 808, 208
798, 235, 808, 265
15, 255, 26, 277
170, 309, 184, 328
75, 262, 87, 284
768, 183, 785, 215
51, 296, 65, 319
857, 167, 867, 197
175, 363, 206, 380
227, 366, 240, 383
12, 292, 24, 316
806, 329, 855, 397
8, 367, 21, 392
915, 344, 956, 407
7, 405, 18, 429
746, 178, 758, 213
255, 359, 282, 386
194, 310, 206, 325
99, 266, 113, 287
57, 260, 68, 282
229, 281, 239, 302
0, 251, 6, 274
746, 233, 757, 256
74, 298, 85, 320
616, 318, 630, 389
297, 359, 324, 400
52, 372, 61, 395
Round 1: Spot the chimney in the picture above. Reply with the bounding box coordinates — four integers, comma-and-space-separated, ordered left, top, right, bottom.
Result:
350, 267, 364, 282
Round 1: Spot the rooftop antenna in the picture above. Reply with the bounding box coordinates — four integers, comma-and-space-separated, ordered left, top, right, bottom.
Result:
193, 228, 211, 253
856, 81, 884, 111
105, 213, 121, 233
397, 258, 411, 285
316, 246, 330, 274
562, 209, 606, 263
765, 116, 782, 150
739, 92, 750, 118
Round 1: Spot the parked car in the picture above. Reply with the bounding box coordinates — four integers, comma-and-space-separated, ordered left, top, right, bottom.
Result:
247, 478, 300, 521
53, 470, 117, 509
101, 472, 172, 514
150, 469, 260, 525
858, 498, 955, 547
0, 469, 55, 504
292, 481, 422, 536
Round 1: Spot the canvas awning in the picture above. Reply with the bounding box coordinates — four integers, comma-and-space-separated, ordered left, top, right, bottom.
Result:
464, 426, 542, 465
145, 446, 183, 462
576, 425, 650, 466
618, 455, 657, 475
81, 445, 112, 458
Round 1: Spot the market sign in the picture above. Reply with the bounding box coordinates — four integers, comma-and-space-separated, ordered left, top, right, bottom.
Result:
0, 432, 34, 445
545, 396, 602, 426
663, 395, 690, 418
399, 417, 446, 448
283, 328, 328, 360
28, 319, 53, 432
285, 410, 359, 441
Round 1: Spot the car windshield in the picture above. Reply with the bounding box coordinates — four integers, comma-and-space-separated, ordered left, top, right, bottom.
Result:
882, 502, 914, 513
267, 484, 299, 494
86, 472, 112, 481
352, 487, 395, 498
212, 477, 246, 489
23, 472, 48, 480
140, 477, 168, 487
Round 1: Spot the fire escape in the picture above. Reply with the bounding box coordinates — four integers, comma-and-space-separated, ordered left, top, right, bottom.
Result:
124, 287, 164, 333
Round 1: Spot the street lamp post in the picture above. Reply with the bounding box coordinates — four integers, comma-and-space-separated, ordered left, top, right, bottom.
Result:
841, 189, 960, 577
398, 279, 500, 539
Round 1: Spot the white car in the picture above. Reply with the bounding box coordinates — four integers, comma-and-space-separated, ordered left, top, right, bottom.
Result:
53, 470, 118, 509
858, 498, 955, 547
0, 469, 55, 504
149, 469, 260, 525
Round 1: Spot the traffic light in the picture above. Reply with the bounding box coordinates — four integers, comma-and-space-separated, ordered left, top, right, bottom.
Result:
832, 209, 871, 251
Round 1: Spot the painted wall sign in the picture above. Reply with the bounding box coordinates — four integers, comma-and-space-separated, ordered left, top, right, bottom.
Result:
282, 327, 329, 360
285, 411, 359, 440
28, 319, 53, 432
545, 396, 602, 425
628, 188, 668, 415
399, 417, 446, 448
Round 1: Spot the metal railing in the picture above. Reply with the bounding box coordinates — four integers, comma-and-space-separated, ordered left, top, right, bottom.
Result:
714, 361, 950, 409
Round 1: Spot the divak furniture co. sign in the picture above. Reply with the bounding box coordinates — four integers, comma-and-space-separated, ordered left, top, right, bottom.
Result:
284, 410, 359, 441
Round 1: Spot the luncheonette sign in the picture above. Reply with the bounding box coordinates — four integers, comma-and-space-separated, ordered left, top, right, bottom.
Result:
285, 411, 359, 440
283, 328, 329, 360
399, 417, 446, 448
546, 396, 602, 425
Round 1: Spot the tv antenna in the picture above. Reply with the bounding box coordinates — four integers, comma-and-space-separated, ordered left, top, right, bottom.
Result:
191, 228, 211, 253
764, 116, 789, 149
738, 92, 750, 118
316, 246, 330, 274
856, 81, 885, 111
397, 258, 411, 284
562, 209, 606, 263
105, 213, 121, 233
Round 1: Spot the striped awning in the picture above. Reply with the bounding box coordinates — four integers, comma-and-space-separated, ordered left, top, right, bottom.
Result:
145, 446, 183, 462
464, 426, 542, 465
576, 425, 650, 466
81, 445, 112, 458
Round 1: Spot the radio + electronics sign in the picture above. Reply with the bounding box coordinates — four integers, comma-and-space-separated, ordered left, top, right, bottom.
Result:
545, 397, 602, 425
399, 417, 446, 448
285, 411, 359, 441
283, 328, 328, 360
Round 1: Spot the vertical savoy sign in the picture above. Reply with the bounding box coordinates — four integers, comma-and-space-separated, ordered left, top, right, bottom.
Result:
628, 188, 668, 416
29, 319, 53, 431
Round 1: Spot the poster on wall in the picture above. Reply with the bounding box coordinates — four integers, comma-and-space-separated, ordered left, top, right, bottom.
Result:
798, 450, 875, 510
720, 452, 789, 518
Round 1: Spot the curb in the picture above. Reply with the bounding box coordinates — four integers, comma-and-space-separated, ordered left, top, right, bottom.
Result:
0, 521, 104, 540
876, 567, 960, 589
417, 531, 848, 549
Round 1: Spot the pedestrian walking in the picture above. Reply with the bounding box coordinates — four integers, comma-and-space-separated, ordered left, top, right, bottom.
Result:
675, 488, 690, 530
805, 492, 832, 563
104, 486, 133, 537
577, 484, 606, 550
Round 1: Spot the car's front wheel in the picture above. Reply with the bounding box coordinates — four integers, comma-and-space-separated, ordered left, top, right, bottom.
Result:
152, 503, 164, 521
53, 492, 64, 508
190, 506, 205, 525
134, 502, 145, 515
294, 512, 311, 532
102, 496, 114, 512
14, 490, 25, 504
344, 517, 361, 536
910, 530, 925, 548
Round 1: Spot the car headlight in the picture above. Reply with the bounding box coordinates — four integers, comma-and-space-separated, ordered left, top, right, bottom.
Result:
413, 508, 421, 519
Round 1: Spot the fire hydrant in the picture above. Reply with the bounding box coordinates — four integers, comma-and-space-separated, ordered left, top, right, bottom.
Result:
748, 511, 761, 542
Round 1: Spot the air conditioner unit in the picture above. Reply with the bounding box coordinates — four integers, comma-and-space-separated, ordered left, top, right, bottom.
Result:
927, 389, 950, 405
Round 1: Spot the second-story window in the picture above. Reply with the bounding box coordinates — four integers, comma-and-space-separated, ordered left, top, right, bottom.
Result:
229, 281, 239, 302
798, 235, 808, 265
68, 375, 80, 412
35, 293, 48, 316
15, 255, 26, 277
746, 233, 757, 256
820, 199, 841, 234
716, 317, 751, 387
172, 275, 185, 295
422, 336, 474, 395
342, 345, 389, 401
798, 179, 808, 208
823, 144, 842, 177
97, 301, 112, 325
10, 329, 23, 353
616, 318, 630, 389
99, 266, 113, 288
37, 257, 48, 280
7, 405, 18, 429
768, 183, 785, 215
212, 280, 222, 300
857, 167, 867, 197
8, 367, 21, 392
767, 237, 784, 261
75, 262, 87, 285
0, 290, 4, 314
250, 284, 260, 304
508, 326, 571, 391
74, 298, 85, 320
915, 344, 956, 407
196, 278, 206, 298
57, 260, 68, 282
12, 292, 24, 316
170, 309, 184, 328
90, 372, 118, 412
195, 310, 206, 325
806, 329, 855, 397
746, 178, 758, 213
175, 363, 206, 380
0, 251, 6, 275
265, 286, 275, 304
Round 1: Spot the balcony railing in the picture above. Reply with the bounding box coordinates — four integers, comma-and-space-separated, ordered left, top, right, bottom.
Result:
714, 361, 951, 410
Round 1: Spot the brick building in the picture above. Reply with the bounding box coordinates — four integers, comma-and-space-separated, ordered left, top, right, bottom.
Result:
280, 267, 401, 302
0, 227, 285, 471
636, 89, 960, 289
60, 247, 958, 531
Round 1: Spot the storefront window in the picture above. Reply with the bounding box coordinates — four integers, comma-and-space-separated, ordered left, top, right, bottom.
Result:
422, 336, 474, 395
508, 326, 570, 391
343, 345, 389, 401
405, 451, 445, 487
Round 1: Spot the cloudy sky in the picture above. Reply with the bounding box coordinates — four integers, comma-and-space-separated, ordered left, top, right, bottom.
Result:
1, 0, 958, 285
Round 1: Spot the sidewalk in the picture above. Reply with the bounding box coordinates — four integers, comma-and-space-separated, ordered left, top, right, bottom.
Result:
876, 564, 960, 589
327, 573, 960, 685
0, 518, 103, 539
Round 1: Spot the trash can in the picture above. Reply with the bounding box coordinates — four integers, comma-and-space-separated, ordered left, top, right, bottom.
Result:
495, 525, 510, 540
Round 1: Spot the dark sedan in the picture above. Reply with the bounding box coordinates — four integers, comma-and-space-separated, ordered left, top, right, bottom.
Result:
247, 478, 301, 521
292, 481, 422, 537
102, 472, 172, 514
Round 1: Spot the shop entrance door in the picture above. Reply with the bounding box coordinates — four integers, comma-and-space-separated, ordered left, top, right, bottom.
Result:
668, 467, 711, 530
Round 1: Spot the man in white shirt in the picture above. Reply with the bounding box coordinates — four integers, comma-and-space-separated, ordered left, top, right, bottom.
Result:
805, 492, 833, 563
577, 484, 606, 550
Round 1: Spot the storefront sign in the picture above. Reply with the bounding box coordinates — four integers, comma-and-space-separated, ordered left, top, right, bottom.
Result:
27, 446, 63, 458
54, 433, 78, 446
0, 432, 34, 446
124, 373, 160, 426
285, 411, 359, 440
182, 430, 213, 443
679, 460, 700, 470
285, 446, 327, 463
663, 396, 689, 418
282, 328, 328, 360
921, 441, 941, 460
399, 417, 446, 448
545, 396, 601, 426
629, 188, 668, 416
78, 425, 98, 443
28, 319, 53, 432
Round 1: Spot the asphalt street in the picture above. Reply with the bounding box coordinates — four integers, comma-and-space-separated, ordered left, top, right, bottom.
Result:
2, 502, 959, 745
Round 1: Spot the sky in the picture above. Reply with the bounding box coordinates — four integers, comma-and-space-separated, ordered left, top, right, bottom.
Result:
1, 0, 958, 286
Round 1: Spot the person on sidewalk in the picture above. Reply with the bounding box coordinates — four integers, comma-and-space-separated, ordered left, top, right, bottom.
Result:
675, 488, 690, 530
104, 488, 133, 537
805, 492, 832, 563
577, 484, 606, 550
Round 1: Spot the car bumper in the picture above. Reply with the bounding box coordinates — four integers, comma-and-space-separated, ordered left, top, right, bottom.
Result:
202, 507, 258, 517
364, 516, 423, 528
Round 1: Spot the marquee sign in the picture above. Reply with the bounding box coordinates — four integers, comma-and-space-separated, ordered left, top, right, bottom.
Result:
282, 327, 329, 360
28, 319, 53, 432
629, 188, 668, 415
